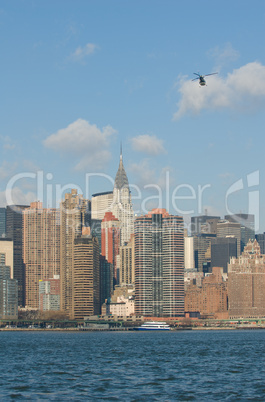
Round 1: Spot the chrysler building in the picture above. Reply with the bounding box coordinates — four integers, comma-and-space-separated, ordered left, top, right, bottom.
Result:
112, 150, 134, 246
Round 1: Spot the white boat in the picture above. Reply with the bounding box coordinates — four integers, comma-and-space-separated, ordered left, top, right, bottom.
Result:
135, 321, 171, 331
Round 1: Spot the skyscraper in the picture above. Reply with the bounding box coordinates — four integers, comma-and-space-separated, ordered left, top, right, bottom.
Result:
225, 214, 255, 252
100, 255, 113, 306
217, 220, 241, 257
91, 191, 113, 220
6, 204, 29, 306
0, 238, 13, 277
23, 202, 60, 308
184, 236, 195, 269
193, 233, 216, 273
101, 212, 120, 285
228, 239, 265, 318
0, 207, 6, 237
0, 264, 18, 319
191, 215, 220, 236
72, 234, 100, 319
135, 209, 184, 317
60, 189, 91, 315
120, 234, 135, 285
111, 151, 134, 246
210, 237, 237, 273
255, 233, 265, 254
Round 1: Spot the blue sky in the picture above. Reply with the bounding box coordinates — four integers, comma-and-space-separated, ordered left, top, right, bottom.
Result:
0, 0, 265, 231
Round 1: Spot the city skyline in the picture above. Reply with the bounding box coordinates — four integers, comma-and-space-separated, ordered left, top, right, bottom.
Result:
0, 1, 265, 231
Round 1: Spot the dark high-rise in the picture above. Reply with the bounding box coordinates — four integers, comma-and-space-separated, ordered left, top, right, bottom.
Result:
211, 237, 237, 273
255, 233, 265, 254
191, 215, 220, 236
225, 214, 255, 252
6, 205, 29, 306
0, 208, 6, 237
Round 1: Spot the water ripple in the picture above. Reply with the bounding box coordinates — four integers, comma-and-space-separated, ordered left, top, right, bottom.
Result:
0, 330, 265, 400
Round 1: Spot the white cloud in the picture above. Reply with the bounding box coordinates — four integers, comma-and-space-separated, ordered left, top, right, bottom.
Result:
43, 119, 117, 171
129, 159, 172, 190
71, 43, 98, 61
130, 134, 166, 155
0, 161, 17, 180
173, 62, 265, 119
208, 43, 240, 70
129, 159, 156, 187
0, 135, 15, 150
0, 187, 36, 207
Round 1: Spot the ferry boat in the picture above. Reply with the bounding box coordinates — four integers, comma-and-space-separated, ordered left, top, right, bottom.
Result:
135, 321, 171, 331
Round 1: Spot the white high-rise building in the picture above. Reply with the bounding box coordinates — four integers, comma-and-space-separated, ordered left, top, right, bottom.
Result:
91, 191, 113, 220
184, 236, 195, 269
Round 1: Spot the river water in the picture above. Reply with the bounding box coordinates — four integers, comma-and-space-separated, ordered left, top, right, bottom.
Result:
0, 330, 264, 400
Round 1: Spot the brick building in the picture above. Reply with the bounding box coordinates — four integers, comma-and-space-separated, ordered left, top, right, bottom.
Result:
185, 267, 228, 319
228, 239, 265, 319
101, 212, 120, 285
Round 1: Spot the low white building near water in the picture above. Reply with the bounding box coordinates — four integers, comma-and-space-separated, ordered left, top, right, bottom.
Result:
102, 295, 134, 317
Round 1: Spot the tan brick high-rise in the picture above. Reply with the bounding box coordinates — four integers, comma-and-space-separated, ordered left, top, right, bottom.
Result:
60, 190, 90, 316
72, 235, 100, 319
185, 267, 228, 319
23, 202, 60, 309
228, 239, 265, 319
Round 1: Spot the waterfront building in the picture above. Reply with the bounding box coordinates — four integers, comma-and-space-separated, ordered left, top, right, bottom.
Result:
228, 239, 265, 319
225, 214, 255, 252
111, 151, 134, 246
210, 237, 237, 273
0, 207, 6, 237
120, 235, 135, 285
0, 264, 18, 319
101, 212, 120, 285
39, 276, 60, 311
23, 202, 60, 309
91, 191, 113, 220
103, 297, 134, 317
217, 220, 241, 257
0, 238, 13, 277
134, 208, 184, 317
72, 235, 100, 319
185, 267, 228, 319
102, 284, 135, 316
6, 204, 29, 306
60, 189, 91, 315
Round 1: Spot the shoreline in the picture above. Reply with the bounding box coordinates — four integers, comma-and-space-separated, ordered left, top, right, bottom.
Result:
1, 326, 265, 332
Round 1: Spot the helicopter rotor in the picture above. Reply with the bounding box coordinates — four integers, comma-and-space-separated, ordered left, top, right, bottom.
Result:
203, 72, 218, 77
191, 72, 218, 83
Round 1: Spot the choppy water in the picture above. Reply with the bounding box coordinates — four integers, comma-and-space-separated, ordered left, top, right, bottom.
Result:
0, 330, 265, 400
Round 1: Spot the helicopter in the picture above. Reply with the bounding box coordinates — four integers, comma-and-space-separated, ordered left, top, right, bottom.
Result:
192, 72, 218, 86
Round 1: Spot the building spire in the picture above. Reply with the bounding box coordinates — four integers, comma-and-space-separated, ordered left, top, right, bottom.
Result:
114, 145, 129, 190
